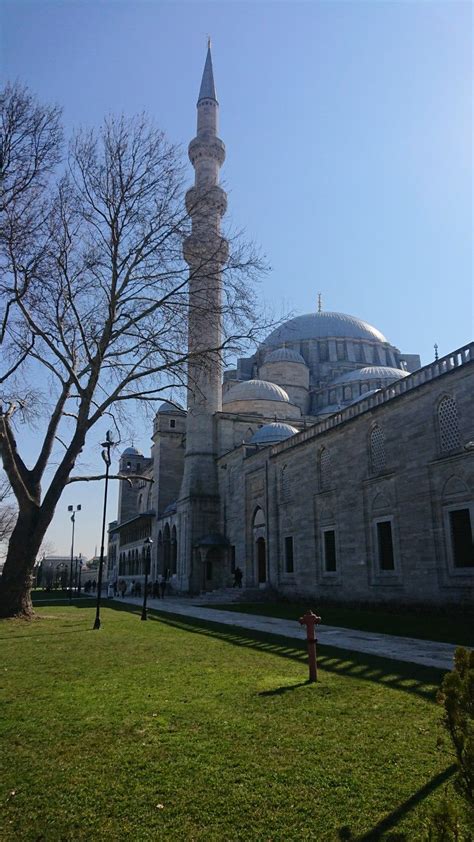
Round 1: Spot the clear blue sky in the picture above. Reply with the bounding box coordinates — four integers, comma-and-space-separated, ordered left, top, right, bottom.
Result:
1, 0, 472, 559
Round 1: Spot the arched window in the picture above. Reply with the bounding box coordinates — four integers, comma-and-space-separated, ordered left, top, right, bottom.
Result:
171, 525, 177, 574
253, 507, 265, 529
319, 447, 331, 491
343, 386, 352, 401
370, 425, 386, 472
163, 524, 171, 574
438, 395, 461, 452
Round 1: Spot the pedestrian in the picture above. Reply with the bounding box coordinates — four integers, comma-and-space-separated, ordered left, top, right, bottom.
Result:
107, 582, 114, 599
92, 579, 97, 593
233, 566, 243, 588
119, 579, 126, 598
159, 572, 166, 599
152, 580, 160, 599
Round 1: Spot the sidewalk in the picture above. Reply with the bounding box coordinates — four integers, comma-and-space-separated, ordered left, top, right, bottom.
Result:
113, 594, 461, 671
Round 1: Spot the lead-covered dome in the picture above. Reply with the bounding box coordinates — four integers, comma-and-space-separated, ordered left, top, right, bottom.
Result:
121, 446, 142, 456
332, 366, 408, 385
264, 347, 306, 365
223, 379, 290, 405
156, 401, 186, 414
250, 422, 299, 445
263, 311, 389, 346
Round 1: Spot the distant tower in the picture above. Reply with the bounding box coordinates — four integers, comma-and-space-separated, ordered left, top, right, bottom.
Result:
178, 44, 228, 590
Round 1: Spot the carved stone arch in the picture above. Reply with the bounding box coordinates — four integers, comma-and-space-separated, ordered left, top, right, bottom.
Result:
442, 475, 470, 501
371, 491, 392, 513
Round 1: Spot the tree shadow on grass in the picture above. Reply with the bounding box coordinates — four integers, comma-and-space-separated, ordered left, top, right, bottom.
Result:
337, 763, 456, 841
127, 607, 446, 702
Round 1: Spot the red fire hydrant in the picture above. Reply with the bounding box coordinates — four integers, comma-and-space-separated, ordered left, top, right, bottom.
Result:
299, 610, 322, 683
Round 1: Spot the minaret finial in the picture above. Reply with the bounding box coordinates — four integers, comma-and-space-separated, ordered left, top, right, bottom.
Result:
317, 293, 322, 313
198, 40, 217, 103
434, 343, 439, 361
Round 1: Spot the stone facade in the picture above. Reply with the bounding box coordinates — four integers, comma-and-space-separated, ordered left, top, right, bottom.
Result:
107, 48, 474, 607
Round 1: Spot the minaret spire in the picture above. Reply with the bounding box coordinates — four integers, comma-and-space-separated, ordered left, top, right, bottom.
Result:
198, 41, 217, 104
179, 46, 228, 589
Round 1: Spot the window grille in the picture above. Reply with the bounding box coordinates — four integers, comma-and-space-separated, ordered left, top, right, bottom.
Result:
319, 447, 331, 491
284, 536, 294, 573
280, 465, 290, 503
449, 509, 474, 568
323, 529, 337, 572
439, 396, 461, 452
370, 425, 386, 472
376, 520, 395, 570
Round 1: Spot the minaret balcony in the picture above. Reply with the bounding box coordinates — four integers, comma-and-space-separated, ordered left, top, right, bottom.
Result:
185, 186, 227, 217
188, 136, 226, 167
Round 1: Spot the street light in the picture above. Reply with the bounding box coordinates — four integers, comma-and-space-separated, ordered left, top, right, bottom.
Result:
141, 537, 153, 621
68, 504, 81, 603
93, 431, 114, 630
75, 552, 83, 595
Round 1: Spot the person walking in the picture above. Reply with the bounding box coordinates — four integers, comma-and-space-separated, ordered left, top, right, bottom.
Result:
233, 567, 243, 588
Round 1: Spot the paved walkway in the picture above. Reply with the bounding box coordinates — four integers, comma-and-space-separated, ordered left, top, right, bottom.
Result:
114, 594, 461, 671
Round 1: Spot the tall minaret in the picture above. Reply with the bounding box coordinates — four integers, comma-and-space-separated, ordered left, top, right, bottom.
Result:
178, 44, 228, 590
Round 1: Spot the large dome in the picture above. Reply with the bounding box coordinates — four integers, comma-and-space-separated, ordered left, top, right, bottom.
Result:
263, 311, 389, 346
223, 379, 290, 405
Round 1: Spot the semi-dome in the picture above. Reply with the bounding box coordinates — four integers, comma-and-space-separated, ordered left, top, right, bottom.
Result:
263, 311, 389, 347
250, 422, 299, 445
332, 366, 408, 385
264, 347, 306, 365
223, 379, 290, 405
157, 401, 186, 414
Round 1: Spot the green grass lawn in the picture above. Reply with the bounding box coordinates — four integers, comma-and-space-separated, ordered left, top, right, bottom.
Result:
205, 601, 472, 647
0, 602, 462, 841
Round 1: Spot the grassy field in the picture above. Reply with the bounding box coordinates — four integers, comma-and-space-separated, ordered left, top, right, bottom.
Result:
1, 602, 462, 841
204, 601, 472, 647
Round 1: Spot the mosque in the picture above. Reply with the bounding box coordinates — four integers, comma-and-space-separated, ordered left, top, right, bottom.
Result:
107, 47, 473, 606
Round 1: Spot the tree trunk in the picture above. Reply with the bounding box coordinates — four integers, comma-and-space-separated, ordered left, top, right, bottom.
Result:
0, 509, 45, 619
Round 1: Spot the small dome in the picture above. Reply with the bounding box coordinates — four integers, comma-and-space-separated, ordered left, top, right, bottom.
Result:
263, 311, 389, 347
250, 422, 299, 446
264, 347, 306, 365
157, 401, 186, 414
223, 379, 290, 404
121, 446, 142, 457
332, 366, 408, 385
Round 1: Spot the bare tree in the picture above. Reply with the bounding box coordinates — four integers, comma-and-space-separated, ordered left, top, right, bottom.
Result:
0, 84, 268, 618
0, 476, 16, 548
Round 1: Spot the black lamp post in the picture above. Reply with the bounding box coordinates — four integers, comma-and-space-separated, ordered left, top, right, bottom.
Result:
141, 537, 153, 621
68, 504, 81, 603
93, 431, 114, 630
77, 553, 83, 594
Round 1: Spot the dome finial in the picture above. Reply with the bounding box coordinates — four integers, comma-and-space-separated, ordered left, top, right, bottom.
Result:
434, 342, 439, 361
317, 293, 322, 313
207, 34, 211, 49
